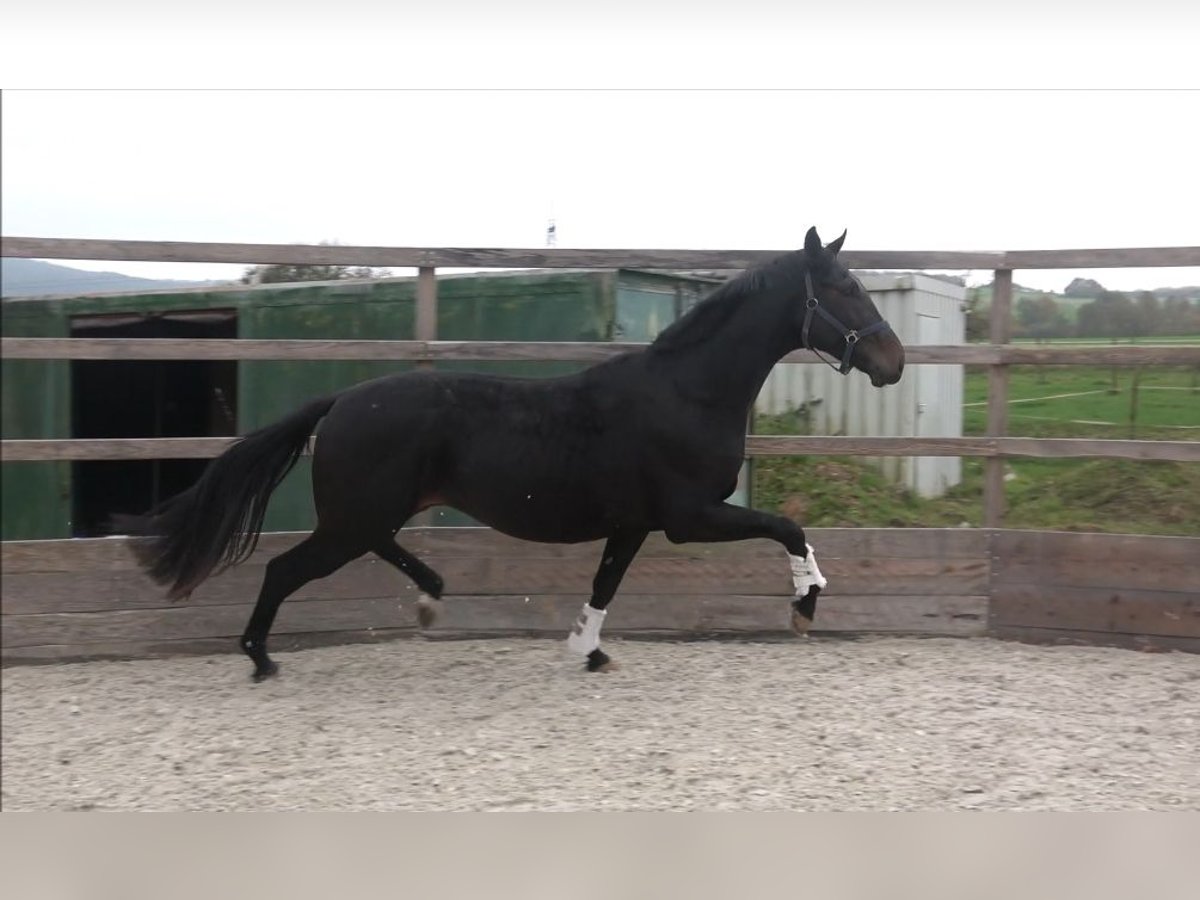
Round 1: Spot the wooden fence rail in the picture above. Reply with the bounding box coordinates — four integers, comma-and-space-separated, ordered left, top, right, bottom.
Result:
4, 337, 1200, 366
5, 436, 1199, 463
6, 235, 1200, 270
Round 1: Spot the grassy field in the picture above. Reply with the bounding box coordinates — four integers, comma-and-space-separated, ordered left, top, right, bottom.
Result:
751, 364, 1200, 536
963, 364, 1200, 440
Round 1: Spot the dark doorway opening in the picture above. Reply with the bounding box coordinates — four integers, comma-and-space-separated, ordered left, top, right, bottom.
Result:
70, 311, 238, 537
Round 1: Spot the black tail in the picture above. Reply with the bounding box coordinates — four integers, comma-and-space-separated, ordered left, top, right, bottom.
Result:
113, 394, 339, 599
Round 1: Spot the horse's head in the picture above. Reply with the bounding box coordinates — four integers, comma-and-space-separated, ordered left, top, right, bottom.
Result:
793, 227, 905, 387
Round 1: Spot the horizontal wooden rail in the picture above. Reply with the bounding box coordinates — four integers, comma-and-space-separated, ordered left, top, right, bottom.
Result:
1004, 247, 1200, 269
749, 436, 1200, 461
2, 437, 237, 461
1, 236, 1008, 271
6, 235, 1200, 271
1, 337, 633, 363
4, 338, 1199, 366
985, 345, 1200, 366
5, 435, 1198, 463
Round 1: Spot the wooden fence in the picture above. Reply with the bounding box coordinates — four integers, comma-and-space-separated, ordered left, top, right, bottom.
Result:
3, 527, 1195, 663
2, 236, 1198, 662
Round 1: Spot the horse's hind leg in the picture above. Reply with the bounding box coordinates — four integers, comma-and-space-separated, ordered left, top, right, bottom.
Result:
568, 529, 647, 673
240, 529, 362, 682
373, 539, 445, 627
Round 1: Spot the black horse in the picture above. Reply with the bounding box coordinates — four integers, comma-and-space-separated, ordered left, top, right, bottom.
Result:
117, 227, 905, 681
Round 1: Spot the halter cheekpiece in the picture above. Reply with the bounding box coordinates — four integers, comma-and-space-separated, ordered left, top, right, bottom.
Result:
801, 270, 893, 375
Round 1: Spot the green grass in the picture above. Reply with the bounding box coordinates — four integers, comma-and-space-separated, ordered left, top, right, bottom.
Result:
963, 365, 1200, 439
996, 457, 1200, 534
751, 411, 982, 529
751, 365, 1200, 536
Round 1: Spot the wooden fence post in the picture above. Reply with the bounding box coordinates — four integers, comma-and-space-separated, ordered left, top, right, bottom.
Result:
413, 266, 439, 524
416, 266, 437, 367
983, 269, 1013, 528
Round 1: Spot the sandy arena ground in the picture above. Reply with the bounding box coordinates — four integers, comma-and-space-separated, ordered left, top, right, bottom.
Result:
3, 635, 1197, 811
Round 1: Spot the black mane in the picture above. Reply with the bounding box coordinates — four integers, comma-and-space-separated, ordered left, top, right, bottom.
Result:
648, 251, 805, 354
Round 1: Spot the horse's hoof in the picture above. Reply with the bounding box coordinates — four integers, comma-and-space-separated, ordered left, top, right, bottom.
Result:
252, 661, 280, 683
586, 648, 618, 673
790, 607, 812, 637
416, 595, 441, 628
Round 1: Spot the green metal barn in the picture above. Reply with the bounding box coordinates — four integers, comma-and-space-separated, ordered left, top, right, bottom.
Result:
1, 269, 720, 540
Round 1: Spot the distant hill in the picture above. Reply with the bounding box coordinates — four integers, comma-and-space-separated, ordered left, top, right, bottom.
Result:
1, 258, 221, 298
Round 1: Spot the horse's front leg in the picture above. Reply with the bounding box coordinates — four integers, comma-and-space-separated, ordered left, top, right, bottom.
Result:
568, 529, 648, 672
662, 502, 827, 635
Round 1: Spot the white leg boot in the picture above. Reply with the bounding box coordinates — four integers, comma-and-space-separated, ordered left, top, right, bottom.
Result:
789, 544, 827, 636
789, 543, 828, 596
566, 603, 606, 656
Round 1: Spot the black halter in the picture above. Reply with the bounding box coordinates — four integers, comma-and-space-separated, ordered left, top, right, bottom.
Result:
801, 270, 893, 375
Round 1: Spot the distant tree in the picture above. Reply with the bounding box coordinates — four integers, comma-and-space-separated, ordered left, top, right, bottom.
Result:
1064, 277, 1105, 298
241, 263, 388, 285
1016, 293, 1069, 339
240, 242, 390, 285
1161, 296, 1200, 336
1133, 291, 1161, 337
962, 287, 989, 342
1076, 291, 1138, 338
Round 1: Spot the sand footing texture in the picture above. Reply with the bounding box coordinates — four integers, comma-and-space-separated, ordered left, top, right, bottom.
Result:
4, 636, 1197, 811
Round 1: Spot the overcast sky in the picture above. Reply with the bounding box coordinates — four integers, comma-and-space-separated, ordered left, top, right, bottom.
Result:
3, 11, 1199, 294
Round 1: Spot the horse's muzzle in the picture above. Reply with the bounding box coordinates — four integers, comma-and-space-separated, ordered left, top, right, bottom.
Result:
868, 342, 905, 387
870, 363, 903, 387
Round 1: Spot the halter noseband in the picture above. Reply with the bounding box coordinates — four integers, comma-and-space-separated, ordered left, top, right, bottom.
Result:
802, 270, 893, 375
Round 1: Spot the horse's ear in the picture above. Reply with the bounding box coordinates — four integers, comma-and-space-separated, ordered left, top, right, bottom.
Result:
804, 226, 823, 257
826, 229, 847, 256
